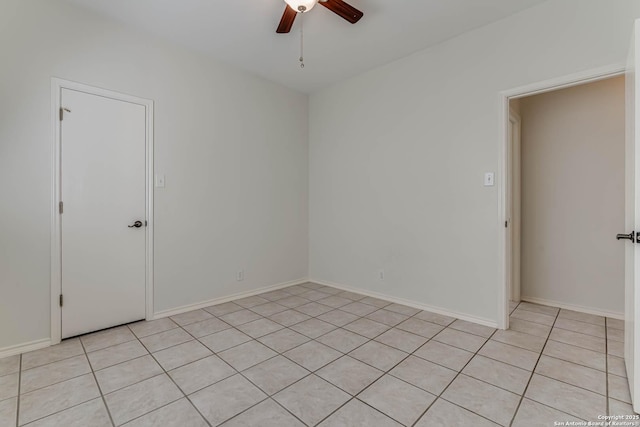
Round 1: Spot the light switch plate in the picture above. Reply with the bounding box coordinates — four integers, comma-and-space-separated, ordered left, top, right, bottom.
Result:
484, 172, 495, 187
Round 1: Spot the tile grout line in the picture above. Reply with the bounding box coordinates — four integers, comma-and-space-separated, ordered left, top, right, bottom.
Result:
123, 290, 373, 406
184, 285, 348, 425
222, 396, 309, 427
555, 317, 606, 338
79, 338, 117, 427
182, 288, 495, 426
104, 371, 195, 427
511, 371, 607, 401
545, 337, 607, 354
271, 311, 415, 417
14, 394, 108, 426
19, 346, 122, 392
517, 303, 608, 323
152, 294, 404, 414
15, 351, 383, 427
74, 325, 195, 425
506, 312, 612, 373
406, 328, 501, 427
228, 328, 317, 426
14, 334, 190, 397
476, 340, 602, 375
511, 309, 556, 323
508, 302, 562, 427
14, 347, 84, 373
99, 356, 195, 397
132, 325, 181, 340
237, 295, 393, 356
18, 343, 178, 399
485, 303, 611, 422
456, 344, 600, 397
311, 306, 430, 426
102, 368, 210, 427
0, 292, 457, 424
38, 294, 591, 423
221, 296, 389, 425
551, 324, 608, 340
311, 308, 495, 426
214, 294, 612, 425
10, 286, 618, 426
523, 386, 603, 420
226, 372, 311, 426
378, 328, 497, 426
226, 308, 357, 356
17, 372, 93, 401
507, 321, 553, 337
126, 323, 214, 427
150, 342, 213, 372
516, 397, 589, 424
273, 302, 424, 426
15, 354, 120, 426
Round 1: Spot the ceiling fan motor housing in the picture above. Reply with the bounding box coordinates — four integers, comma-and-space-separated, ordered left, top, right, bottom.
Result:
284, 0, 318, 13
277, 0, 363, 34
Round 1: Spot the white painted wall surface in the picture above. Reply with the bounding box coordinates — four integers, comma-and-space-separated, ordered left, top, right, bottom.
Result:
520, 77, 625, 315
309, 0, 640, 324
0, 0, 308, 350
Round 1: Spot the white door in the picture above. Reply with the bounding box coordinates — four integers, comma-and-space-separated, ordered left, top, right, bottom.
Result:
61, 88, 147, 339
624, 19, 640, 412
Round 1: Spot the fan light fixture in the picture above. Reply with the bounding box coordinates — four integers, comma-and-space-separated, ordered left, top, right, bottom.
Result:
284, 0, 319, 13
276, 0, 364, 68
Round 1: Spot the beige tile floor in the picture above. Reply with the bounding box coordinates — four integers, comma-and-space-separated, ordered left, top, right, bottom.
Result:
0, 282, 637, 426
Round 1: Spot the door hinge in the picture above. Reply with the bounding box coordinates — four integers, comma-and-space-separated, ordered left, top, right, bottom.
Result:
59, 201, 63, 214
59, 294, 63, 307
505, 221, 508, 228
59, 107, 71, 121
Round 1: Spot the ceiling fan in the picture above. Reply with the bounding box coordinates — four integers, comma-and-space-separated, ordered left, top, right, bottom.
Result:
276, 0, 364, 34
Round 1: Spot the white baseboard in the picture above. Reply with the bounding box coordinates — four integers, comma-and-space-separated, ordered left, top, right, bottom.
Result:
153, 278, 310, 319
520, 296, 624, 320
0, 338, 51, 359
0, 278, 310, 359
311, 279, 499, 329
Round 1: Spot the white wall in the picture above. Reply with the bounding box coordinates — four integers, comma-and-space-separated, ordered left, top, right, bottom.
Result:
519, 77, 625, 315
309, 0, 640, 324
0, 0, 308, 350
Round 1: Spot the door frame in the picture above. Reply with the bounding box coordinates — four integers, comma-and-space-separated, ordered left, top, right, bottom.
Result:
506, 110, 521, 303
50, 78, 154, 344
497, 64, 624, 329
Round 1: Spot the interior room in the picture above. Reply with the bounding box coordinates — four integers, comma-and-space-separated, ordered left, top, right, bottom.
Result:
1, 0, 640, 426
509, 76, 625, 316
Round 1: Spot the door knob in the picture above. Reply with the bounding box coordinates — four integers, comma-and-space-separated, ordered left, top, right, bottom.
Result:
616, 231, 635, 242
128, 220, 144, 228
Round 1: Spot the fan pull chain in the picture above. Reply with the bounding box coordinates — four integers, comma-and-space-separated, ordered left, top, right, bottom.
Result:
299, 11, 305, 69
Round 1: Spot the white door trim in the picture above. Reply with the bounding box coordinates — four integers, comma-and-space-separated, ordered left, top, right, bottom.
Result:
507, 110, 521, 303
50, 78, 154, 345
497, 63, 625, 329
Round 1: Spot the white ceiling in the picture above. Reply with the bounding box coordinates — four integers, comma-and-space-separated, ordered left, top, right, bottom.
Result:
65, 0, 548, 93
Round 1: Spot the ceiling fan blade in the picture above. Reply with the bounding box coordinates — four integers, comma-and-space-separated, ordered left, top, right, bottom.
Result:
320, 0, 363, 24
276, 6, 297, 33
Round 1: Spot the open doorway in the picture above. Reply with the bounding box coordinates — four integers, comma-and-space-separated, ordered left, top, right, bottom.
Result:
507, 107, 521, 304
503, 74, 625, 325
